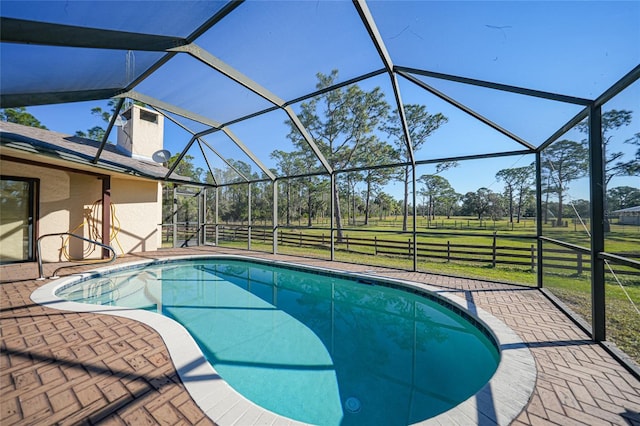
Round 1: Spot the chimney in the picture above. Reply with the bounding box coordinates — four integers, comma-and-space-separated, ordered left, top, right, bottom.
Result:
117, 104, 164, 161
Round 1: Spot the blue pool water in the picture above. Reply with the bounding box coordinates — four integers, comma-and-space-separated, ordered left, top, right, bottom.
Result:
57, 258, 500, 425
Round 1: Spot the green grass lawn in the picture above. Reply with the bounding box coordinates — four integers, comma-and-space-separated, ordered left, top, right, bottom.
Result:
542, 273, 640, 364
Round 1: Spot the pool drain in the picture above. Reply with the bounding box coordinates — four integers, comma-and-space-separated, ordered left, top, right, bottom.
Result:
345, 397, 361, 413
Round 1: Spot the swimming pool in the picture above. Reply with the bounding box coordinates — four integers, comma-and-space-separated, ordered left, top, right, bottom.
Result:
32, 255, 536, 425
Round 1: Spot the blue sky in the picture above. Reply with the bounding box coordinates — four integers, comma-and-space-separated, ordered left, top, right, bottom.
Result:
10, 1, 640, 202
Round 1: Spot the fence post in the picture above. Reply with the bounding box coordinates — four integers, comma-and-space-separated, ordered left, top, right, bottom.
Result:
577, 253, 583, 275
447, 240, 451, 262
492, 232, 497, 267
408, 238, 412, 257
299, 232, 302, 247
322, 233, 325, 246
346, 235, 349, 252
374, 236, 377, 255
530, 244, 535, 271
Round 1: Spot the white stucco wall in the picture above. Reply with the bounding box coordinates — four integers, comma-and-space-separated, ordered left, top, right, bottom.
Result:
110, 177, 162, 254
1, 159, 162, 263
117, 105, 164, 162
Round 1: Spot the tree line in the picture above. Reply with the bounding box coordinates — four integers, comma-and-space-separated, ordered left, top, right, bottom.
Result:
2, 72, 638, 235
161, 71, 638, 234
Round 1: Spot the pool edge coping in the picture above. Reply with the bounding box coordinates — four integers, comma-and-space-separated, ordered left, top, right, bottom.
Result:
30, 254, 537, 426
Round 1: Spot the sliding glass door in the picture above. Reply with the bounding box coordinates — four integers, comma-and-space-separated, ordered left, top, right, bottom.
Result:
0, 177, 37, 263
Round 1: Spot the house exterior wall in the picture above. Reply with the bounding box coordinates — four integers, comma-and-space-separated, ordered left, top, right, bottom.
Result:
110, 177, 163, 254
0, 159, 162, 262
619, 215, 640, 225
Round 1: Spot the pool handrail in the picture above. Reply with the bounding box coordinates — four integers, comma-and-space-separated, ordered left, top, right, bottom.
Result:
36, 232, 117, 279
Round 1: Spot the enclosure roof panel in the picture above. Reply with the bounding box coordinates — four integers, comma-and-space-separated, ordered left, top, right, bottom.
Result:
0, 1, 230, 37
1, 1, 638, 178
369, 1, 640, 99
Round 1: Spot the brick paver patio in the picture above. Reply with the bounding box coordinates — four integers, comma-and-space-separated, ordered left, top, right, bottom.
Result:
2, 246, 639, 425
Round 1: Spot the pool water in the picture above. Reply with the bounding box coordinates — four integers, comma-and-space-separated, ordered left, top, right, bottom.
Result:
57, 258, 500, 425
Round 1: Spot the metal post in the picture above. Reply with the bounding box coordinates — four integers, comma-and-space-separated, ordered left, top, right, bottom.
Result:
412, 165, 418, 271
202, 188, 207, 245
197, 189, 203, 246
273, 180, 278, 254
172, 185, 178, 248
492, 231, 497, 267
215, 186, 219, 246
330, 173, 335, 261
589, 105, 606, 342
101, 176, 111, 258
248, 183, 252, 250
535, 151, 543, 288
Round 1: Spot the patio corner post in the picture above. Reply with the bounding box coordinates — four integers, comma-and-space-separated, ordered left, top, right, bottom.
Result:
535, 151, 543, 288
273, 180, 278, 254
589, 104, 606, 342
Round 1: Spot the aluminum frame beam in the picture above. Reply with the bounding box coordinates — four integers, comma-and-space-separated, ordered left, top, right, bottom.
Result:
171, 44, 287, 106
152, 102, 275, 182
1, 88, 124, 109
353, 0, 415, 166
396, 66, 593, 106
172, 42, 333, 175
398, 70, 537, 151
283, 106, 333, 174
594, 63, 640, 108
196, 140, 220, 184
115, 92, 231, 181
352, 1, 393, 74
539, 64, 639, 152
118, 91, 221, 129
0, 2, 242, 108
199, 138, 250, 182
539, 107, 590, 152
124, 0, 243, 92
0, 17, 188, 51
93, 97, 125, 164
221, 128, 277, 181
155, 109, 219, 185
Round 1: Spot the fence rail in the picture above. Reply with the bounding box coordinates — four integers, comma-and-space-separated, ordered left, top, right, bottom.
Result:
207, 226, 640, 278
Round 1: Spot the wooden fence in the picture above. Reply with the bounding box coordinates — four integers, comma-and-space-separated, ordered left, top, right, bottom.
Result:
207, 226, 640, 278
